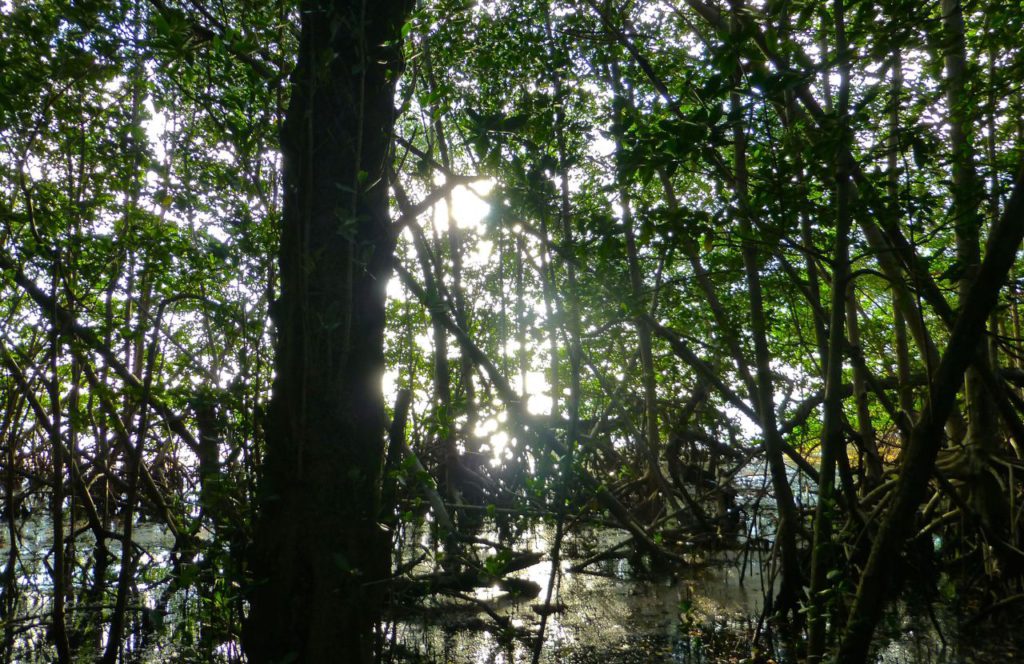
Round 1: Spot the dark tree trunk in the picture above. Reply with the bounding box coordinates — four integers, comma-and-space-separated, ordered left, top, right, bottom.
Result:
244, 1, 409, 662
837, 164, 1024, 663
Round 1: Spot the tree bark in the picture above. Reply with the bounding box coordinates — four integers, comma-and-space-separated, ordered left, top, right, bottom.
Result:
807, 4, 854, 649
244, 1, 410, 661
729, 0, 802, 615
836, 163, 1024, 663
609, 62, 678, 515
941, 0, 1000, 460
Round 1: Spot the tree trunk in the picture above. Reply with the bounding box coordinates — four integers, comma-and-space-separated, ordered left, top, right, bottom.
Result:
846, 291, 881, 484
807, 5, 854, 646
729, 1, 802, 615
609, 62, 678, 515
244, 1, 410, 661
836, 164, 1024, 663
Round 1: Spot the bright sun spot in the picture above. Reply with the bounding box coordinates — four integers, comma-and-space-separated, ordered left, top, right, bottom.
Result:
488, 431, 510, 463
431, 180, 494, 232
524, 371, 552, 415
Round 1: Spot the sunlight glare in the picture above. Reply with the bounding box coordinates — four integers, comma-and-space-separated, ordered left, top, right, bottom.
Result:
382, 369, 399, 400
489, 431, 509, 462
524, 370, 553, 415
430, 179, 494, 232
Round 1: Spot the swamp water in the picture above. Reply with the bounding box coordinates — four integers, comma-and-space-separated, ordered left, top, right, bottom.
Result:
386, 522, 769, 663
385, 523, 976, 664
1, 515, 1018, 662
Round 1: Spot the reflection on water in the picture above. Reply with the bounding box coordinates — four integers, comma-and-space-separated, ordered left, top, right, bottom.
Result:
388, 523, 770, 663
3, 515, 1019, 662
0, 515, 226, 663
386, 520, 1024, 664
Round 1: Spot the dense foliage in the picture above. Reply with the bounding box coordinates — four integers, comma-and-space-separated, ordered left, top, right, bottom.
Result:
1, 0, 1023, 661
